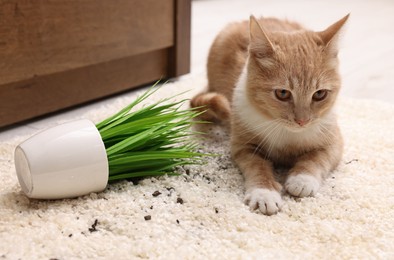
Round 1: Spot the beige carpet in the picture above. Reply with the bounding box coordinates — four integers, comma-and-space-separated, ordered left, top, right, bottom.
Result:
1, 76, 393, 259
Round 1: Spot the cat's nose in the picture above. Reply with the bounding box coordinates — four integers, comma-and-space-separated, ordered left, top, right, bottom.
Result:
295, 118, 310, 126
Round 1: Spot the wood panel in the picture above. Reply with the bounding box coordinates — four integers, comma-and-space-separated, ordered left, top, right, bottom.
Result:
0, 0, 191, 128
168, 0, 192, 77
0, 49, 169, 127
0, 0, 174, 85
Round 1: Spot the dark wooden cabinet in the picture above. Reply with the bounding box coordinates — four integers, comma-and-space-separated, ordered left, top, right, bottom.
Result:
0, 0, 191, 127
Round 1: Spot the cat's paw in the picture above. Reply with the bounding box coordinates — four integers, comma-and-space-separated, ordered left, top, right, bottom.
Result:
285, 174, 320, 198
244, 188, 283, 215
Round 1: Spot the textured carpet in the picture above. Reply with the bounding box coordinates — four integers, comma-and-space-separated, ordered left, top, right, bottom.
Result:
0, 76, 393, 259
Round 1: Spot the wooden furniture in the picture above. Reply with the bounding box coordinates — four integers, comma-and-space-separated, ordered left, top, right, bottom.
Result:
0, 0, 191, 128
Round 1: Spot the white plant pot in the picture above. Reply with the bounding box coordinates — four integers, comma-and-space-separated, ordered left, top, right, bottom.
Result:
14, 119, 109, 199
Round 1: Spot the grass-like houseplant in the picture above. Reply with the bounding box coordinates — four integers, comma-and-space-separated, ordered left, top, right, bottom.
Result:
14, 84, 207, 199
96, 86, 205, 182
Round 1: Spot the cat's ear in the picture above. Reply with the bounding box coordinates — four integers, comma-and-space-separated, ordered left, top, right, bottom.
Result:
318, 14, 350, 56
249, 15, 275, 56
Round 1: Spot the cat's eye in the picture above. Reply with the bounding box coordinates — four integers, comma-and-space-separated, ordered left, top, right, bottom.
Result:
312, 90, 328, 101
274, 89, 292, 101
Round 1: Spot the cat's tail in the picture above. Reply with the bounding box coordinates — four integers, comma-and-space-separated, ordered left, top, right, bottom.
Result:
190, 92, 231, 124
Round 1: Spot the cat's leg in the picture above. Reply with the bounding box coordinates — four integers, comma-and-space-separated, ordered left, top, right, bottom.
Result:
232, 143, 283, 215
285, 142, 342, 197
190, 92, 231, 123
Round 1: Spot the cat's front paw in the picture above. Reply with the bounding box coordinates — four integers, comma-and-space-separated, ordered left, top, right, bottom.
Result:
244, 188, 283, 215
285, 174, 320, 198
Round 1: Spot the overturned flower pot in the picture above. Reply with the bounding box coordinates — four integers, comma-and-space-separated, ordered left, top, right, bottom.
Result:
15, 119, 108, 199
14, 87, 205, 199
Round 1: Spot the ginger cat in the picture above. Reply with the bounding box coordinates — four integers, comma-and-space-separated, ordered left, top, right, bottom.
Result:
191, 15, 349, 215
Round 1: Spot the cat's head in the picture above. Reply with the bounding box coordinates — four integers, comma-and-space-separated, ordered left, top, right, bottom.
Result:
246, 15, 349, 132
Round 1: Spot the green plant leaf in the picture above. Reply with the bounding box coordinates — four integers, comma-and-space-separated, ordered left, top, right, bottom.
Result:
96, 82, 209, 181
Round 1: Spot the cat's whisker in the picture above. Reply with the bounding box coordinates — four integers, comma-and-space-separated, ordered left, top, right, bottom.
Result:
238, 119, 278, 136
241, 119, 281, 148
250, 121, 280, 156
254, 120, 283, 159
239, 122, 273, 148
317, 123, 336, 145
248, 122, 276, 153
263, 123, 284, 160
